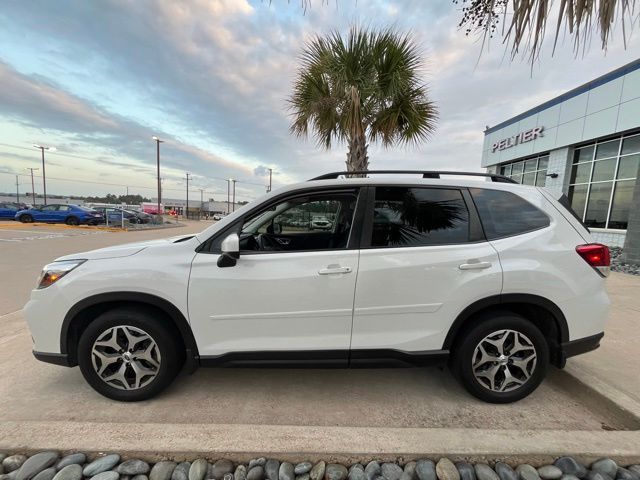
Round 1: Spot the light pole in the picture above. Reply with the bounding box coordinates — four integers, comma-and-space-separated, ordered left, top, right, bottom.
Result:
26, 167, 39, 204
200, 188, 204, 220
15, 175, 19, 203
33, 144, 55, 205
227, 179, 232, 214
268, 168, 273, 192
185, 172, 191, 220
232, 179, 237, 212
152, 136, 163, 216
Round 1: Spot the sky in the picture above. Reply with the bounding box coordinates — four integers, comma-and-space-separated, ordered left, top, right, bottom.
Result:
0, 0, 638, 203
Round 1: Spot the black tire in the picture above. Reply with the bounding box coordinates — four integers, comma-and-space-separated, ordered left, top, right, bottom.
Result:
77, 307, 183, 401
65, 216, 80, 226
451, 312, 549, 404
19, 214, 33, 223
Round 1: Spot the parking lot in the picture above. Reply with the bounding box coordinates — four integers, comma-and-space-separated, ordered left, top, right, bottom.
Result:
1, 221, 640, 460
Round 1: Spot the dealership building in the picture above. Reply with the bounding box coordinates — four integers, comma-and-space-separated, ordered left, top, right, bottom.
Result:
481, 58, 640, 256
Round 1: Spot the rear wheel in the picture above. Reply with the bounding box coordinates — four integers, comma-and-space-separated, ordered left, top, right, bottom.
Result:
451, 312, 549, 403
65, 216, 80, 226
19, 214, 33, 223
77, 308, 183, 401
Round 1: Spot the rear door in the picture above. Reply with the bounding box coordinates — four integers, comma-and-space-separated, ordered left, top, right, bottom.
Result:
351, 185, 502, 354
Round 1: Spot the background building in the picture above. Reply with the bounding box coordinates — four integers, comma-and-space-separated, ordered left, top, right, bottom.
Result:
481, 59, 640, 263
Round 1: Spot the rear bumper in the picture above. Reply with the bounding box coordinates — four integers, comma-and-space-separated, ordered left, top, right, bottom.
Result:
33, 351, 73, 367
558, 332, 604, 367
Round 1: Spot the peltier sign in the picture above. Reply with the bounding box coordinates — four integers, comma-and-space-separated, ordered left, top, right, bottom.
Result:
492, 126, 544, 152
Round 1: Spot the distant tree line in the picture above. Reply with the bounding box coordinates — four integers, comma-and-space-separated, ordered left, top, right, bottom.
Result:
84, 193, 150, 204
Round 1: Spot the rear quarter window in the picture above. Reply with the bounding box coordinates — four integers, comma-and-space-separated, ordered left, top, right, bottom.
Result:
470, 188, 550, 240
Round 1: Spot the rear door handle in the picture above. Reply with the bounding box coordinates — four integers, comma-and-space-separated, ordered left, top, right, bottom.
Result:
318, 266, 352, 275
459, 261, 492, 270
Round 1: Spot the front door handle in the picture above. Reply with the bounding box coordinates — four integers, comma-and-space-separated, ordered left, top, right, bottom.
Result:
459, 261, 492, 270
318, 266, 352, 275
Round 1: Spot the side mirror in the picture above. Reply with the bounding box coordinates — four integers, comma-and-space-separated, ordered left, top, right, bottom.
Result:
217, 233, 240, 268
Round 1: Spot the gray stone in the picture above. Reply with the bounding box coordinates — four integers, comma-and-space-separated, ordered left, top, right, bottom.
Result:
455, 463, 475, 480
188, 460, 207, 480
416, 462, 436, 480
132, 475, 148, 480
55, 456, 86, 473
16, 453, 59, 480
401, 463, 417, 480
561, 476, 580, 480
436, 460, 458, 480
53, 465, 82, 480
89, 472, 119, 480
516, 466, 539, 480
296, 466, 313, 477
298, 475, 310, 480
266, 462, 280, 480
325, 465, 347, 480
150, 462, 176, 480
211, 462, 234, 480
537, 467, 562, 480
554, 459, 586, 479
586, 472, 611, 480
382, 465, 403, 480
365, 465, 381, 480
591, 461, 617, 480
234, 466, 247, 480
628, 469, 640, 478
84, 456, 121, 478
615, 470, 638, 480
249, 463, 266, 472
4, 457, 28, 474
224, 474, 234, 480
474, 465, 498, 480
172, 464, 190, 480
495, 464, 517, 480
280, 464, 294, 480
247, 468, 263, 480
349, 471, 366, 480
349, 469, 363, 475
310, 464, 325, 480
32, 469, 56, 480
118, 462, 150, 477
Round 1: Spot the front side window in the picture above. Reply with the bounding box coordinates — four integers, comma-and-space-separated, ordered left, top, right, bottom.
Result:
370, 187, 469, 247
40, 205, 57, 211
470, 188, 550, 240
239, 192, 357, 252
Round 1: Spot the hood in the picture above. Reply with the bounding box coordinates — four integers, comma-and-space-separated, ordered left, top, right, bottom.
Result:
55, 234, 199, 261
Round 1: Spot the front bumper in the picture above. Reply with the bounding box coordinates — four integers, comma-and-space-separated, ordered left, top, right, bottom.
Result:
33, 351, 73, 367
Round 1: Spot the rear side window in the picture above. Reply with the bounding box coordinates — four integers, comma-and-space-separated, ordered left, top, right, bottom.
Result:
371, 187, 469, 247
470, 188, 550, 240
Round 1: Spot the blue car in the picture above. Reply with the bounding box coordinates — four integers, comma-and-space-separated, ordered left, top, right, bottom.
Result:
0, 202, 25, 219
14, 204, 104, 225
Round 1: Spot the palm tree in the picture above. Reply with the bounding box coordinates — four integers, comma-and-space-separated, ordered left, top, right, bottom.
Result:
289, 27, 437, 173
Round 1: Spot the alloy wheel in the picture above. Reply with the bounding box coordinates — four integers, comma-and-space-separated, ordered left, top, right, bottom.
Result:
91, 325, 161, 390
471, 329, 537, 393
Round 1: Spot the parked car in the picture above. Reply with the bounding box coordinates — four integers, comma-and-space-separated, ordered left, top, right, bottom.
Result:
0, 202, 22, 219
212, 213, 226, 221
310, 217, 332, 230
15, 204, 104, 225
93, 207, 151, 225
24, 170, 610, 403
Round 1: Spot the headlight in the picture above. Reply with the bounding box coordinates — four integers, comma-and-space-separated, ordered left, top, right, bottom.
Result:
37, 259, 86, 289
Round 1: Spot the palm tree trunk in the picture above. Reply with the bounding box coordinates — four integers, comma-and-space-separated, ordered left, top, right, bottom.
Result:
346, 133, 369, 173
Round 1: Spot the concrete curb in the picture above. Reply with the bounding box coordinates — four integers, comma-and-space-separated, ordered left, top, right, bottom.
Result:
1, 421, 640, 465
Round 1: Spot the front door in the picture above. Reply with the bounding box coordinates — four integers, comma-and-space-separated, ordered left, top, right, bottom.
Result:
188, 189, 363, 362
351, 186, 502, 354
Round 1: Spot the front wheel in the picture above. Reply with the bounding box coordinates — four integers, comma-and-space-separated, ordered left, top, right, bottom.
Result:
451, 313, 549, 403
19, 214, 33, 223
77, 308, 183, 401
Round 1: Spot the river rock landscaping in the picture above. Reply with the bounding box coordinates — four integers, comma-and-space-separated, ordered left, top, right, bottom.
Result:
610, 248, 640, 276
1, 455, 640, 480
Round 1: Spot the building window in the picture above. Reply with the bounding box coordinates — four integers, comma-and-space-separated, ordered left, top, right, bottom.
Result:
568, 132, 640, 230
499, 154, 549, 186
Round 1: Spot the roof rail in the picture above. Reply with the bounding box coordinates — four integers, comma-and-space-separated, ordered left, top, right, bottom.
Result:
309, 170, 517, 184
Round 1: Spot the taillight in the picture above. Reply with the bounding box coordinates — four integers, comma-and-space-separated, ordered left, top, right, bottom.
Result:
576, 243, 610, 277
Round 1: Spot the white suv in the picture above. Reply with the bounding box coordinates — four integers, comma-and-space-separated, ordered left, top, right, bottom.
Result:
24, 171, 611, 403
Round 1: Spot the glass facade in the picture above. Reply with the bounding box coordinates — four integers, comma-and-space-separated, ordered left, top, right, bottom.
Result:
568, 132, 640, 230
499, 154, 549, 186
